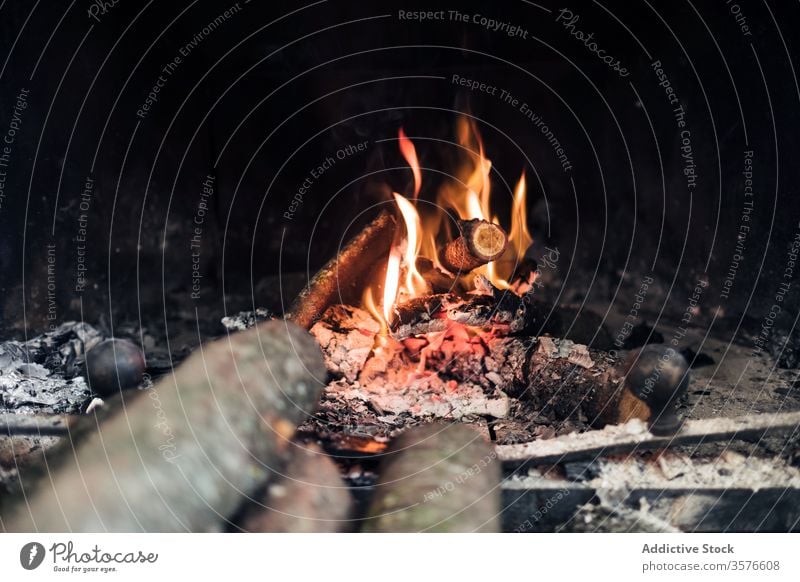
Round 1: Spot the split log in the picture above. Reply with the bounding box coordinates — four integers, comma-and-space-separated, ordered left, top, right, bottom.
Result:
363, 424, 501, 532
441, 219, 507, 273
238, 442, 352, 533
1, 320, 326, 532
286, 211, 396, 329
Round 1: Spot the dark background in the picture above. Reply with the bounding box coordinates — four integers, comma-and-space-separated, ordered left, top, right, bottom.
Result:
0, 0, 798, 351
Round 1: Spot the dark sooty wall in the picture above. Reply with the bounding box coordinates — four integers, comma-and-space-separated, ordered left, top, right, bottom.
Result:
0, 1, 798, 347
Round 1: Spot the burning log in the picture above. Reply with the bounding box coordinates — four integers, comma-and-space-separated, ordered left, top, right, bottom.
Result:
2, 320, 326, 532
286, 211, 397, 329
390, 286, 526, 338
441, 219, 507, 273
238, 442, 352, 533
363, 424, 501, 532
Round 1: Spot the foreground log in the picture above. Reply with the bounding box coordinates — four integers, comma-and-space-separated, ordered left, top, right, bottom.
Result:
363, 424, 501, 532
1, 320, 326, 532
238, 442, 352, 533
286, 211, 396, 329
441, 219, 507, 273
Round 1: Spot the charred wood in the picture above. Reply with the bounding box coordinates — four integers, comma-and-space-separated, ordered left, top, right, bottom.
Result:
441, 219, 507, 273
286, 211, 396, 329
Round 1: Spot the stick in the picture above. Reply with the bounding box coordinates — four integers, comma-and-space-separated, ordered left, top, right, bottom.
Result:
2, 320, 326, 532
496, 410, 800, 466
441, 219, 508, 273
286, 211, 397, 329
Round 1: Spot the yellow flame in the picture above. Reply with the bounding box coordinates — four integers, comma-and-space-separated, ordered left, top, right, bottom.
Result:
382, 247, 402, 323
509, 172, 532, 260
393, 192, 427, 298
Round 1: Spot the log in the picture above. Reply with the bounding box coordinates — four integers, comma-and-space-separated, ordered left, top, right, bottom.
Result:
363, 424, 501, 532
1, 320, 326, 532
286, 211, 396, 329
237, 442, 352, 533
441, 219, 507, 273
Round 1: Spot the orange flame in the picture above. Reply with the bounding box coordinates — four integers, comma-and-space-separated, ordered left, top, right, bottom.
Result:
363, 118, 533, 331
509, 172, 532, 262
398, 128, 421, 200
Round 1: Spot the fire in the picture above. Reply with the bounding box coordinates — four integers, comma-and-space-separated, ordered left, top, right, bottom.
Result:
363, 120, 533, 331
393, 193, 428, 298
398, 128, 421, 200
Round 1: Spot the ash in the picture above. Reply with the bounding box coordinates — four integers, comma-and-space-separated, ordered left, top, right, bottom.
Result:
0, 322, 104, 415
221, 308, 273, 331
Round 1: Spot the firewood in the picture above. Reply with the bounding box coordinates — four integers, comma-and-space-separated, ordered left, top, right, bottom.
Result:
441, 219, 508, 273
363, 424, 501, 532
389, 289, 526, 338
286, 211, 397, 329
1, 320, 326, 532
237, 442, 352, 533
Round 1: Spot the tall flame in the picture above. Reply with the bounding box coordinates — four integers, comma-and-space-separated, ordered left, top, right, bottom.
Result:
509, 172, 532, 261
398, 128, 421, 200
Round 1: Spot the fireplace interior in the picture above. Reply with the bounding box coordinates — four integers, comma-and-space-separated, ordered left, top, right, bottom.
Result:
1, 0, 799, 533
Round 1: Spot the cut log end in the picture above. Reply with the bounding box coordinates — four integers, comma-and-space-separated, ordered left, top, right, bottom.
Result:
442, 219, 508, 273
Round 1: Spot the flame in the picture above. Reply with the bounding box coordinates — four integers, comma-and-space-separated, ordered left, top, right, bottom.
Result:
362, 117, 533, 331
382, 248, 402, 321
509, 172, 532, 260
492, 171, 532, 288
398, 128, 421, 200
362, 245, 400, 335
394, 193, 427, 298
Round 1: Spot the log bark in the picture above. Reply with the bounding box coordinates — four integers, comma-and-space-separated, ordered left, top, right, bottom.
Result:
363, 424, 501, 532
237, 442, 352, 533
1, 320, 326, 532
286, 211, 396, 329
441, 219, 507, 273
